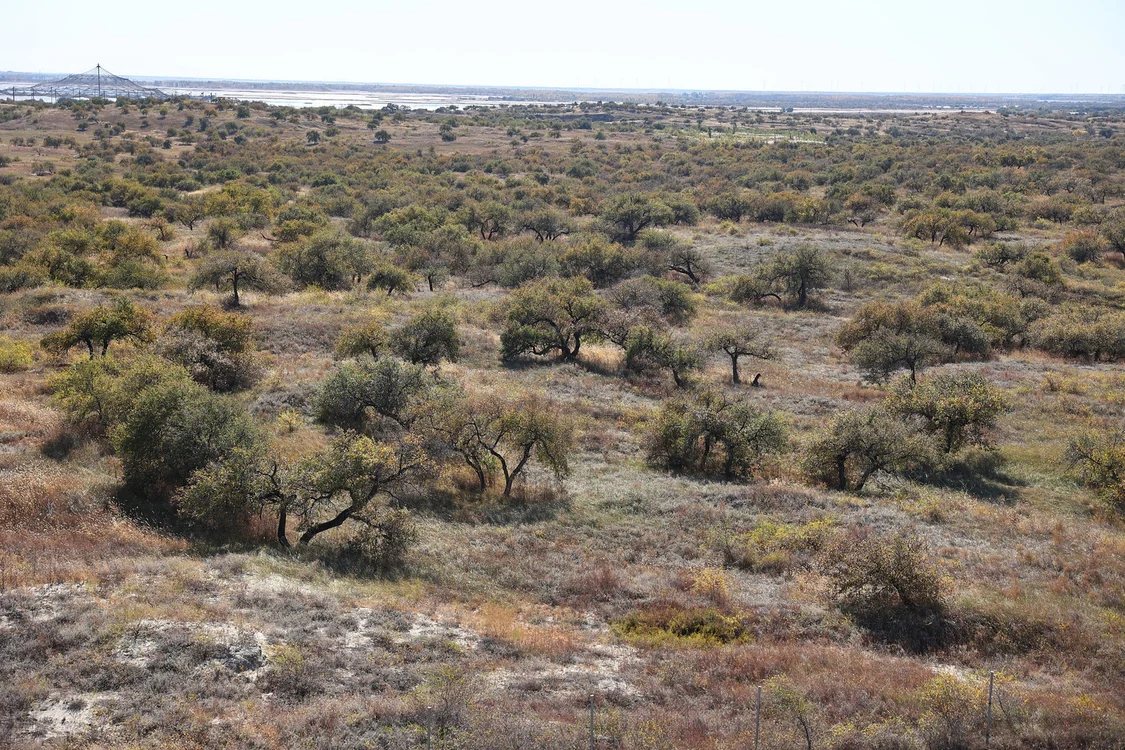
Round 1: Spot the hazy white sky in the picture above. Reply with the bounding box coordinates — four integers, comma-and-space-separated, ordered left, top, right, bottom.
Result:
3, 0, 1123, 94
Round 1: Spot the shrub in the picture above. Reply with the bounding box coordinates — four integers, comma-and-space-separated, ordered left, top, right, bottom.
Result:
819, 528, 947, 614
883, 372, 1008, 455
1015, 251, 1064, 287
1030, 306, 1125, 361
390, 307, 460, 366
609, 275, 696, 325
49, 354, 192, 437
801, 408, 935, 491
1066, 426, 1125, 513
500, 277, 605, 361
315, 358, 430, 434
115, 377, 257, 481
156, 306, 262, 391
646, 390, 787, 478
0, 336, 34, 373
614, 603, 746, 645
1059, 230, 1107, 264
715, 517, 837, 573
274, 229, 371, 290
260, 644, 320, 701
559, 236, 642, 287
333, 508, 419, 571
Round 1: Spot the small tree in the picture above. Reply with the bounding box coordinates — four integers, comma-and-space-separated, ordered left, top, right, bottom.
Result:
801, 408, 934, 492
521, 208, 572, 242
391, 307, 460, 367
500, 277, 605, 361
765, 676, 816, 750
883, 372, 1008, 454
761, 245, 833, 309
646, 390, 787, 478
437, 393, 573, 497
366, 262, 418, 296
707, 326, 777, 384
172, 197, 208, 231
41, 298, 154, 358
1066, 426, 1125, 513
190, 250, 286, 307
206, 217, 243, 251
316, 358, 430, 434
292, 432, 429, 544
335, 319, 390, 360
373, 130, 391, 144
624, 326, 701, 388
836, 301, 951, 383
601, 193, 674, 244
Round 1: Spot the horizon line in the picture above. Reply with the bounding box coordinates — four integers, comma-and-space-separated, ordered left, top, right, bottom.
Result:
1, 68, 1123, 99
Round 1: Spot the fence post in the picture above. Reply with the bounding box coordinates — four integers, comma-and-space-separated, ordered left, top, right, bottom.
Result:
426, 705, 432, 750
985, 671, 994, 748
589, 693, 595, 750
754, 684, 762, 750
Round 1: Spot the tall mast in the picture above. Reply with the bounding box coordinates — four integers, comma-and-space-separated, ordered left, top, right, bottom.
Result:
97, 64, 102, 98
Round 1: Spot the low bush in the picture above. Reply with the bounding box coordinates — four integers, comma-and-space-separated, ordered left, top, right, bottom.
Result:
0, 336, 34, 372
614, 603, 746, 645
818, 528, 948, 616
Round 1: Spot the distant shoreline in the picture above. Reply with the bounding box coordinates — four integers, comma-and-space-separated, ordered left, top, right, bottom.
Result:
3, 70, 1123, 110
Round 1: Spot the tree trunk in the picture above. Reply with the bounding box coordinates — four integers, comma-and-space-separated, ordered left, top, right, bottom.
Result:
730, 354, 740, 384
231, 274, 241, 307
299, 505, 355, 545
277, 507, 291, 548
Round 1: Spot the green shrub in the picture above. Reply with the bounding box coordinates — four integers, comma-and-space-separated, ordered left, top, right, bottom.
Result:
1065, 426, 1125, 513
646, 390, 787, 478
614, 603, 746, 645
390, 307, 460, 366
819, 528, 947, 614
883, 372, 1008, 455
1059, 230, 1107, 264
1030, 307, 1125, 361
0, 336, 34, 373
801, 408, 935, 491
714, 517, 837, 573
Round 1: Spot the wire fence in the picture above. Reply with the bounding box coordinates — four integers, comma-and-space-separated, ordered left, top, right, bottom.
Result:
415, 670, 1005, 749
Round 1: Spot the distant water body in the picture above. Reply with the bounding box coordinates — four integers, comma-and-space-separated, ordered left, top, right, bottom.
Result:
164, 87, 564, 110
3, 82, 563, 109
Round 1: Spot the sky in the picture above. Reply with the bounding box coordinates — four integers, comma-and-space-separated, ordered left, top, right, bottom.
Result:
2, 0, 1123, 94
